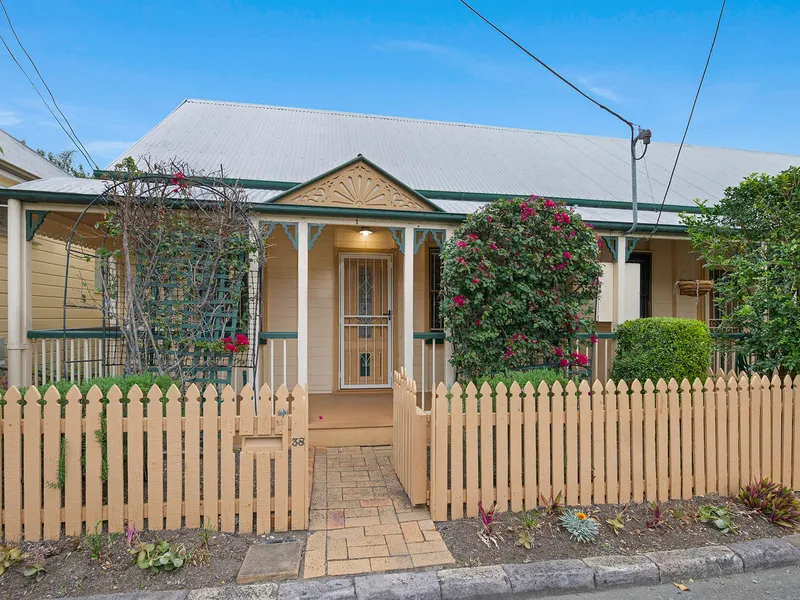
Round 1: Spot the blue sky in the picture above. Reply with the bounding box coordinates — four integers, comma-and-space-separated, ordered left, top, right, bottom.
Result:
1, 0, 798, 171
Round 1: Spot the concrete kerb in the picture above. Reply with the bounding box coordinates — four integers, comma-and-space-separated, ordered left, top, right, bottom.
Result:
75, 538, 800, 600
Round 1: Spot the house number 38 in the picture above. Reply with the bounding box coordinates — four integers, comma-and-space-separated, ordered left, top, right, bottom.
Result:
292, 437, 305, 447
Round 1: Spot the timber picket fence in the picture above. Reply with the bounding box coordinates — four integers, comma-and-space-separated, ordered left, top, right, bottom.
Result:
393, 371, 800, 521
0, 382, 309, 542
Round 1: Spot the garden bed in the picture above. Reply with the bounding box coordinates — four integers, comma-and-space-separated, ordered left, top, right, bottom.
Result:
438, 496, 789, 567
0, 528, 304, 599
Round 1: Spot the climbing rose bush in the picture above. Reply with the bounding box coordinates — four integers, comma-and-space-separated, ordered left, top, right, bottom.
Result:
441, 196, 603, 379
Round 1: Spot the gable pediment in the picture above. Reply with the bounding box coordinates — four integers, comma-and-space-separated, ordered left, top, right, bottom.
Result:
273, 158, 436, 212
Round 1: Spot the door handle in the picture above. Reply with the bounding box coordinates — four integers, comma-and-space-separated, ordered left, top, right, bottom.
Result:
384, 310, 392, 321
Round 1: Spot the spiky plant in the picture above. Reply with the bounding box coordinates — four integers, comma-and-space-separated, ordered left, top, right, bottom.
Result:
737, 478, 800, 529
559, 509, 599, 543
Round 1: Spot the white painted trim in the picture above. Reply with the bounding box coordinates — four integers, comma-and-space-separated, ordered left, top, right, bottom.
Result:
297, 223, 309, 384
614, 235, 627, 328
7, 198, 31, 386
403, 226, 414, 380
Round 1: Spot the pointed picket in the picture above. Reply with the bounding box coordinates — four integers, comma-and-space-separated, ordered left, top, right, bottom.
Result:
274, 384, 290, 531
739, 373, 751, 484
617, 380, 631, 503
771, 374, 782, 483
578, 380, 592, 506
680, 379, 693, 499
495, 382, 509, 513
85, 385, 104, 532
23, 386, 42, 540
750, 375, 762, 479
654, 379, 669, 502
202, 384, 219, 530
450, 382, 465, 519
64, 385, 83, 535
537, 380, 552, 503
127, 385, 145, 530
106, 385, 124, 533
256, 383, 273, 534
184, 384, 202, 529
479, 382, 495, 509
565, 381, 579, 506
715, 377, 728, 496
782, 376, 794, 487
523, 381, 537, 508
290, 384, 309, 531
643, 380, 657, 501
465, 382, 479, 517
793, 376, 800, 489
220, 385, 237, 532
592, 379, 606, 504
147, 384, 165, 531
668, 379, 681, 500
692, 379, 706, 496
239, 384, 256, 533
42, 386, 62, 539
432, 382, 449, 521
604, 380, 618, 504
726, 375, 739, 494
630, 380, 644, 503
3, 387, 22, 541
760, 375, 771, 480
551, 381, 565, 503
508, 382, 523, 512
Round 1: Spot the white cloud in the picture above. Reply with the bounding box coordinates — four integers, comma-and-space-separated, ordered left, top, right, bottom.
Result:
578, 77, 625, 104
83, 140, 134, 155
0, 110, 23, 127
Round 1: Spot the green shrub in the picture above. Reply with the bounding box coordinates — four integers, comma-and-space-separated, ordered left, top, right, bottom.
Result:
454, 368, 573, 411
609, 318, 712, 383
8, 373, 176, 400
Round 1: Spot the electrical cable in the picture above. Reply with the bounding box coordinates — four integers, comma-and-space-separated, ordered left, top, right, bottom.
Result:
647, 0, 726, 239
0, 0, 98, 170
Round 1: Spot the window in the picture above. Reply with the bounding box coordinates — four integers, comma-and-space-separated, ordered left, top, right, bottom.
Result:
628, 253, 652, 318
709, 269, 736, 330
429, 248, 443, 331
358, 264, 373, 338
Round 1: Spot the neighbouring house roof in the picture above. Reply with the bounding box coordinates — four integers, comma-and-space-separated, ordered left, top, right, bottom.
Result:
109, 99, 800, 208
0, 128, 71, 183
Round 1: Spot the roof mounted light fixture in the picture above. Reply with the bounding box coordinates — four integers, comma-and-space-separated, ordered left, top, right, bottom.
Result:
359, 225, 373, 237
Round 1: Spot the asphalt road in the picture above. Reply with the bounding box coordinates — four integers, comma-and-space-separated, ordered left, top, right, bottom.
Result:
526, 565, 800, 599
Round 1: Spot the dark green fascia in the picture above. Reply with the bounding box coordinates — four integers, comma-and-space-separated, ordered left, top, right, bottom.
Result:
259, 331, 298, 341
93, 169, 299, 191
1, 189, 688, 232
417, 189, 702, 214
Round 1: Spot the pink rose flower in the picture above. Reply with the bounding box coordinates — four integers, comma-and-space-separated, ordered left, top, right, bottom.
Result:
456, 240, 467, 248
590, 334, 598, 344
563, 251, 572, 260
452, 295, 465, 307
489, 243, 498, 250
544, 199, 556, 209
472, 278, 479, 284
559, 358, 569, 368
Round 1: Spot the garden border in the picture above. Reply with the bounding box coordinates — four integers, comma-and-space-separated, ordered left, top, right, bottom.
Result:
72, 535, 800, 600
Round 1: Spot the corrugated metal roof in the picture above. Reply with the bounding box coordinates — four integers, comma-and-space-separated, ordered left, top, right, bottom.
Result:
0, 128, 72, 181
110, 99, 800, 207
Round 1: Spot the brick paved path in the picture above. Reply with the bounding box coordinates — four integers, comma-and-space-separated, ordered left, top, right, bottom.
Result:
303, 446, 455, 578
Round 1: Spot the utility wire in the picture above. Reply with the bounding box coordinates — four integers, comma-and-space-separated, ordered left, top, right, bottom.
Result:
458, 0, 635, 135
0, 0, 98, 170
648, 0, 726, 238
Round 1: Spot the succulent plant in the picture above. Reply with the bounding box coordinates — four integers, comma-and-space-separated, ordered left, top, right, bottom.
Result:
737, 478, 800, 529
130, 541, 187, 573
0, 546, 25, 577
559, 509, 599, 543
697, 504, 738, 534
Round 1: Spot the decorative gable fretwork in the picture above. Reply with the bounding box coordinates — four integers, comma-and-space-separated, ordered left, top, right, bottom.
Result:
275, 161, 433, 212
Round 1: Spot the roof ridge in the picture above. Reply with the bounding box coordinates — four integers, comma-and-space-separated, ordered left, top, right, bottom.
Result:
181, 98, 799, 157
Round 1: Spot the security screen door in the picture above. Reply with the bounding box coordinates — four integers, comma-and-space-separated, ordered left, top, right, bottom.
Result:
339, 254, 393, 388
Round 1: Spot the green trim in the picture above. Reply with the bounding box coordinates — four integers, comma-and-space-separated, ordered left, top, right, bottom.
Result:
259, 331, 298, 340
28, 328, 120, 339
26, 209, 50, 241
576, 332, 616, 340
414, 331, 445, 340
264, 155, 444, 212
418, 190, 702, 214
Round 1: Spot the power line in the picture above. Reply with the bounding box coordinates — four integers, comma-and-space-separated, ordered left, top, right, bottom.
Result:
0, 0, 98, 170
647, 0, 726, 238
458, 0, 635, 134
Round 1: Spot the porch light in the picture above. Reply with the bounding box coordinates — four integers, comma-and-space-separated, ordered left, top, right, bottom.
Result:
359, 226, 373, 237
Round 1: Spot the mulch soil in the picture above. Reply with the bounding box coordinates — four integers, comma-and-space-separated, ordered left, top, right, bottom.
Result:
438, 496, 790, 567
0, 528, 304, 600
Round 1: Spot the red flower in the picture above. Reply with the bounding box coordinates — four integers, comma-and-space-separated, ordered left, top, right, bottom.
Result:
452, 295, 465, 307
556, 263, 566, 270
456, 240, 467, 248
475, 319, 481, 327
489, 243, 498, 250
590, 334, 598, 344
559, 358, 569, 368
597, 237, 604, 249
571, 352, 589, 366
551, 225, 561, 231
554, 347, 564, 358
466, 233, 479, 241
544, 199, 556, 209
457, 256, 465, 264
472, 278, 479, 284
487, 216, 492, 223
563, 251, 572, 259
235, 333, 249, 346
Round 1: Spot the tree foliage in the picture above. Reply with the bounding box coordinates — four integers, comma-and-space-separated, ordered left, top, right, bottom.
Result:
440, 196, 602, 380
36, 148, 88, 177
683, 166, 800, 377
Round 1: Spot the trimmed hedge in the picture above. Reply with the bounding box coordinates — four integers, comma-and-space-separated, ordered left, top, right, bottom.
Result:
609, 317, 713, 383
474, 368, 572, 392
6, 373, 176, 401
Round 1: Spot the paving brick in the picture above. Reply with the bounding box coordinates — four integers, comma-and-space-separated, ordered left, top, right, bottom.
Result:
423, 530, 442, 542
349, 544, 390, 559
328, 537, 348, 560
360, 499, 394, 508
368, 556, 415, 573
303, 550, 327, 579
345, 507, 380, 518
306, 531, 327, 554
346, 516, 382, 527
309, 510, 327, 530
327, 500, 363, 510
417, 519, 436, 532
328, 488, 344, 502
343, 488, 375, 500
412, 552, 454, 568
327, 527, 365, 540
342, 472, 370, 482
364, 523, 403, 536
385, 534, 408, 556
327, 559, 372, 576
400, 522, 425, 544
347, 535, 388, 547
397, 511, 431, 522
328, 510, 346, 529
378, 506, 399, 525
407, 540, 449, 555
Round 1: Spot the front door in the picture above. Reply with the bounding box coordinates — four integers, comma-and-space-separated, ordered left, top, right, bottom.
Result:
339, 254, 393, 389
